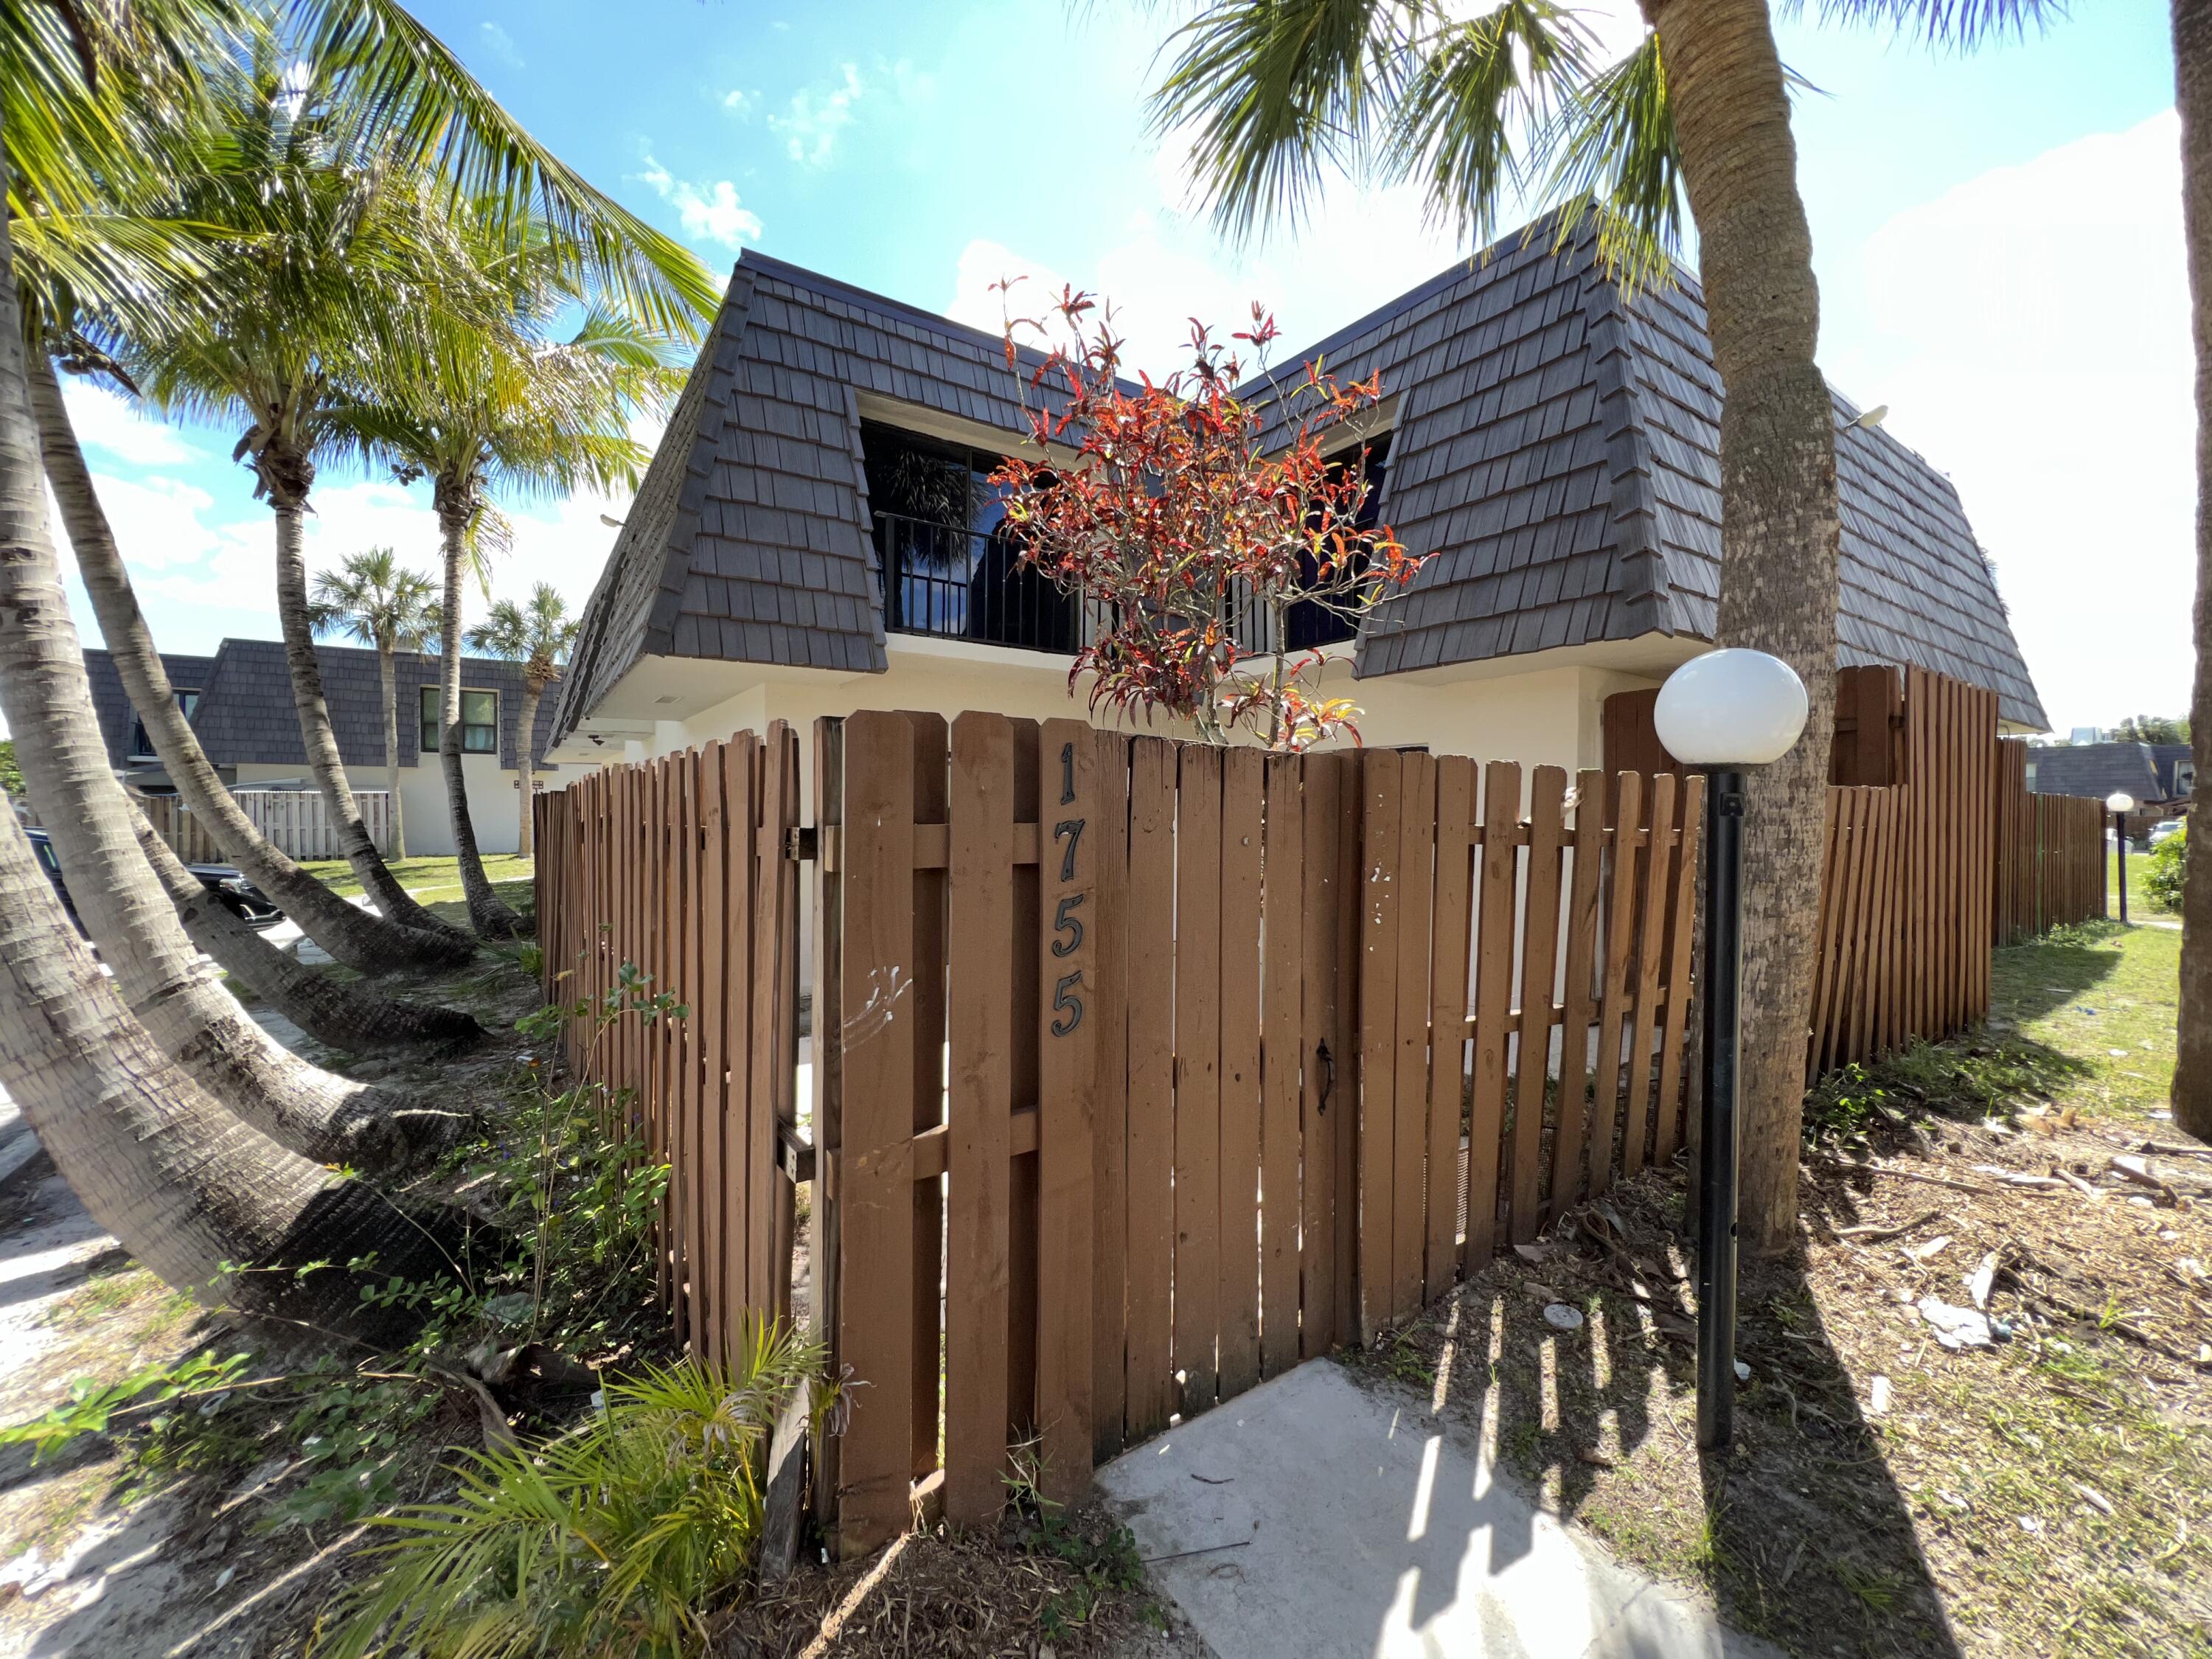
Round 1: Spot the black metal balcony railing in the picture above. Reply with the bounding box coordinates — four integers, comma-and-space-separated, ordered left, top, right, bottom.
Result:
874, 512, 1082, 655
1226, 591, 1360, 657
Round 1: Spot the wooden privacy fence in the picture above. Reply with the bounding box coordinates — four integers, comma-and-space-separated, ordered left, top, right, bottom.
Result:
530, 726, 803, 1371
1992, 741, 2106, 942
804, 712, 1704, 1555
134, 787, 394, 861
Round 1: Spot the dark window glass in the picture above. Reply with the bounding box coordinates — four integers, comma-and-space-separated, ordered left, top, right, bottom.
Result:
422, 686, 498, 753
130, 688, 198, 758
859, 422, 1079, 653
1281, 432, 1392, 652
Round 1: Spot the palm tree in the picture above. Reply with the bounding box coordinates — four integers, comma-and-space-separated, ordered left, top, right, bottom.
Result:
1150, 0, 2052, 1251
468, 582, 580, 860
0, 804, 468, 1329
372, 282, 672, 936
0, 0, 706, 1276
0, 172, 449, 1170
2175, 0, 2212, 1142
309, 546, 437, 861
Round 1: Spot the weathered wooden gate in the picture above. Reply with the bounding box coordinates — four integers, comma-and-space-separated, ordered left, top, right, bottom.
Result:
538, 712, 1705, 1557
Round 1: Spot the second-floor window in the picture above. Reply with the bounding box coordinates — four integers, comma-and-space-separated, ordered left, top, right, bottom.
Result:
422, 686, 498, 754
860, 421, 1079, 653
130, 688, 198, 759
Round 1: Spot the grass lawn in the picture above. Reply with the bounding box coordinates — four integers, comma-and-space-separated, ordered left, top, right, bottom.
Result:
2108, 846, 2175, 924
301, 853, 534, 912
1366, 918, 2207, 1659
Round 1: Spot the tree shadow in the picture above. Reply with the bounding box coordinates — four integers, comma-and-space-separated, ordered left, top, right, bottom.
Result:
1381, 1166, 1966, 1658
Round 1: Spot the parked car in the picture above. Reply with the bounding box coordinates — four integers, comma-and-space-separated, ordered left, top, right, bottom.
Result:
2149, 819, 2185, 847
27, 827, 284, 935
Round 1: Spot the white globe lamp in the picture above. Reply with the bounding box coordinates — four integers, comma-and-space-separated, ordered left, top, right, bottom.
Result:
1655, 647, 1811, 1455
1654, 648, 1810, 768
2107, 793, 2136, 923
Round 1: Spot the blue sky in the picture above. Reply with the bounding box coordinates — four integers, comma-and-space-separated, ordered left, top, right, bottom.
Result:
49, 0, 2185, 738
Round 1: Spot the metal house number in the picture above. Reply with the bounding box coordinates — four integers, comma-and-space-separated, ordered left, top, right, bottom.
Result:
1051, 740, 1085, 1037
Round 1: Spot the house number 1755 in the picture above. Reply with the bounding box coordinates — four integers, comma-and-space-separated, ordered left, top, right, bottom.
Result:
1051, 740, 1085, 1037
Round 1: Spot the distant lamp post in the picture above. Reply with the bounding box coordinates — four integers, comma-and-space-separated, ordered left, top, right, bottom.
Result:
2107, 791, 2136, 922
1654, 649, 1811, 1453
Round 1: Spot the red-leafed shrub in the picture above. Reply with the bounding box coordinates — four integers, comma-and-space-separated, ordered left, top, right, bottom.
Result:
992, 286, 1430, 751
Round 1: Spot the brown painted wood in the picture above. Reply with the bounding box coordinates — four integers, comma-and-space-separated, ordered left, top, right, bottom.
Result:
678, 750, 705, 1350
1355, 751, 1403, 1345
902, 714, 949, 1484
1122, 739, 1177, 1439
1037, 717, 1098, 1500
1004, 722, 1043, 1447
1622, 773, 1673, 1179
1548, 771, 1606, 1219
810, 720, 845, 1529
726, 737, 760, 1329
1426, 757, 1475, 1287
1332, 754, 1363, 1348
834, 712, 919, 1554
1509, 768, 1567, 1238
1260, 753, 1304, 1379
1174, 744, 1223, 1413
1388, 753, 1436, 1324
1464, 762, 1519, 1265
1298, 754, 1342, 1360
768, 726, 803, 1326
1587, 772, 1642, 1198
1652, 776, 1703, 1163
1217, 747, 1265, 1400
1091, 731, 1132, 1461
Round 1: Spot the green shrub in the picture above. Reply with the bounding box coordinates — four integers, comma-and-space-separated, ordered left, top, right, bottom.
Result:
2145, 821, 2187, 913
317, 1326, 827, 1659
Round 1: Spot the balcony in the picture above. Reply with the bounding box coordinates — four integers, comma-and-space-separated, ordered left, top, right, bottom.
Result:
873, 512, 1082, 655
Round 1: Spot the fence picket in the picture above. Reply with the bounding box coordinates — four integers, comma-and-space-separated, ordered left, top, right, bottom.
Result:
1217, 748, 1265, 1401
1588, 773, 1641, 1198
1091, 731, 1132, 1461
1259, 754, 1304, 1380
1464, 762, 1518, 1266
1389, 753, 1436, 1322
1123, 740, 1177, 1439
1509, 768, 1567, 1240
1425, 758, 1475, 1286
1173, 745, 1223, 1413
1547, 771, 1607, 1220
1356, 751, 1403, 1345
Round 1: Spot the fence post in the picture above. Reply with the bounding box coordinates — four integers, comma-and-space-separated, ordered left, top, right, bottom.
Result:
810, 716, 844, 1540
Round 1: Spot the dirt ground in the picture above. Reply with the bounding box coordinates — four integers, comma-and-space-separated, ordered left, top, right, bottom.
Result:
1357, 922, 2211, 1659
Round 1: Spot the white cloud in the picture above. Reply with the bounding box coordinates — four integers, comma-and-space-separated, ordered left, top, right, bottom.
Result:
1836, 111, 2190, 734
769, 63, 865, 167
60, 379, 204, 467
635, 154, 764, 250
722, 87, 756, 117
479, 21, 522, 69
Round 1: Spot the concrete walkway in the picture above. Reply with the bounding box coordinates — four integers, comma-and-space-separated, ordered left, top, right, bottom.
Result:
1098, 1360, 1781, 1659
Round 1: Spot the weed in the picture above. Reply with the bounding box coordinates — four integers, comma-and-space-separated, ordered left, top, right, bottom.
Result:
317, 1329, 824, 1659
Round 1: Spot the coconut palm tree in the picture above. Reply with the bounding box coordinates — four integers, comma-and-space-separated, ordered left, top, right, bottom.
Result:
1150, 0, 2053, 1251
369, 282, 672, 936
0, 0, 704, 1270
310, 546, 438, 860
0, 801, 470, 1330
2176, 0, 2212, 1142
467, 583, 578, 861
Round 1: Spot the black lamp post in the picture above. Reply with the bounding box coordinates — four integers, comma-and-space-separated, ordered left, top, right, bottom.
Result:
1654, 649, 1810, 1453
2107, 792, 2135, 923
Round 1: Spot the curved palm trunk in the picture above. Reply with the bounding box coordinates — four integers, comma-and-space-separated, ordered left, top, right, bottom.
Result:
379, 640, 408, 861
1, 808, 469, 1332
2176, 0, 2212, 1142
29, 355, 470, 975
134, 816, 484, 1061
437, 507, 524, 937
515, 669, 546, 859
1650, 0, 1840, 1254
0, 215, 453, 1175
271, 487, 467, 942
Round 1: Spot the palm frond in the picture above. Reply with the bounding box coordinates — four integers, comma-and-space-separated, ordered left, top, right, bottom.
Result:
1528, 32, 1683, 296
1777, 0, 2062, 47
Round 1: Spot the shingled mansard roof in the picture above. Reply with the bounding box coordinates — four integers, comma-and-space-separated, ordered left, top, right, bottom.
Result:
2028, 742, 2192, 806
87, 641, 560, 773
555, 224, 2047, 740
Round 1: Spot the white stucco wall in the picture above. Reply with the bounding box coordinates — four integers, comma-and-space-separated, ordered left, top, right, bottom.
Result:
232, 757, 595, 857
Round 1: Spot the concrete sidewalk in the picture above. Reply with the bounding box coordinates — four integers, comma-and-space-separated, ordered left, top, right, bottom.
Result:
1098, 1360, 1781, 1659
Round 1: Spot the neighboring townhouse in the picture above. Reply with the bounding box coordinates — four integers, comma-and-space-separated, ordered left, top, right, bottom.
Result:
546, 218, 2045, 796
83, 639, 590, 855
2027, 742, 2196, 838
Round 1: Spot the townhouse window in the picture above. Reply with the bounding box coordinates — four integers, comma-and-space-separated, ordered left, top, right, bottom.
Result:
421, 686, 498, 754
859, 420, 1079, 654
129, 688, 198, 759
1281, 431, 1392, 653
